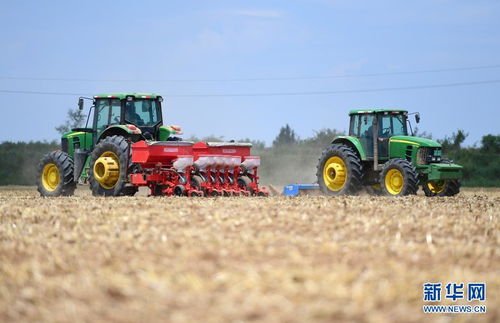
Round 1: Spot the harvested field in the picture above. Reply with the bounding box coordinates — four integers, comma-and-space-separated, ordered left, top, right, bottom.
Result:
0, 186, 498, 322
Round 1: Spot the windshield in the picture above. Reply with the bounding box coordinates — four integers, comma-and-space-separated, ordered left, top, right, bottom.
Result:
379, 113, 407, 137
124, 99, 161, 126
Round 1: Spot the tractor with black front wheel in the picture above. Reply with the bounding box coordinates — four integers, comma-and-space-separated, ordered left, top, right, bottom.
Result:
316, 109, 463, 197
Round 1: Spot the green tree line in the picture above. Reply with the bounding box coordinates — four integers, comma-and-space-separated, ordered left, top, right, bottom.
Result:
0, 128, 498, 187
0, 141, 59, 185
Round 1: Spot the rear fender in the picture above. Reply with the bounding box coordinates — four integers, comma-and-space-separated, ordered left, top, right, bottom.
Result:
97, 125, 143, 143
332, 136, 366, 160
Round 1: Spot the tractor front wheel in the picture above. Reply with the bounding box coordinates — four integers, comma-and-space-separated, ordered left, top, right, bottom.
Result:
423, 180, 460, 197
36, 151, 76, 197
89, 135, 131, 197
380, 159, 419, 196
316, 144, 363, 196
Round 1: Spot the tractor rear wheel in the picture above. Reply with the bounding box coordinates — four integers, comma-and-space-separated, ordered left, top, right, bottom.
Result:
121, 185, 138, 196
89, 135, 131, 197
380, 159, 419, 196
316, 144, 363, 196
423, 180, 460, 197
37, 151, 76, 197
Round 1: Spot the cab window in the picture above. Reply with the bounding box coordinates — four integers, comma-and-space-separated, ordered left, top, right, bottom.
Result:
96, 99, 121, 129
349, 115, 360, 136
359, 114, 374, 138
359, 114, 375, 157
96, 100, 109, 130
379, 114, 407, 137
125, 99, 161, 126
110, 100, 121, 125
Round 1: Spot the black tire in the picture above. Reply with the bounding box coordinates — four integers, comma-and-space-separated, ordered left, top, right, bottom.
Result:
316, 144, 363, 196
36, 151, 76, 197
237, 176, 254, 195
173, 185, 185, 196
121, 185, 138, 196
423, 179, 461, 197
380, 158, 419, 196
89, 135, 131, 197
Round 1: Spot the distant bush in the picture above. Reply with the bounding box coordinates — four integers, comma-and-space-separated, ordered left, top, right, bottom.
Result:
0, 141, 59, 185
443, 133, 500, 187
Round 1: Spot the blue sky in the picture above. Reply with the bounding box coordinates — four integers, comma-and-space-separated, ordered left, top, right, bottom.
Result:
0, 0, 499, 146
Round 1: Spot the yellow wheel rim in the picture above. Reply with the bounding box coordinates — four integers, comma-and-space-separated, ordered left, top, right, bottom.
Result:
385, 169, 404, 195
427, 181, 446, 194
93, 151, 120, 189
323, 156, 347, 191
41, 163, 60, 191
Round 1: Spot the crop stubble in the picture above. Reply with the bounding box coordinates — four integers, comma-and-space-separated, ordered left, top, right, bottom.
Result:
0, 187, 498, 322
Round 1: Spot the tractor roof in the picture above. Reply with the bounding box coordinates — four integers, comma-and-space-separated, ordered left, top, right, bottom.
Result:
349, 108, 408, 115
93, 92, 161, 99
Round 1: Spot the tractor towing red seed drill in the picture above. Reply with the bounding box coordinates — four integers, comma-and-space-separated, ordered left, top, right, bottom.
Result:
37, 93, 268, 197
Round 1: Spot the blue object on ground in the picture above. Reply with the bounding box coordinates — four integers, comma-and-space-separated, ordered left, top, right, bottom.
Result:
283, 184, 320, 196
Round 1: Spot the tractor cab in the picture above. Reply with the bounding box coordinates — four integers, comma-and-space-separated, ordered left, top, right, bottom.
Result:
349, 109, 410, 160
93, 94, 166, 141
71, 93, 182, 151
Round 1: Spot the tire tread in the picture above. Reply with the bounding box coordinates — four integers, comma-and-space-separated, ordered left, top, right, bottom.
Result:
380, 158, 419, 196
316, 144, 363, 195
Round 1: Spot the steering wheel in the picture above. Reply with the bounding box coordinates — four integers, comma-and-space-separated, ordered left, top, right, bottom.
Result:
382, 127, 391, 137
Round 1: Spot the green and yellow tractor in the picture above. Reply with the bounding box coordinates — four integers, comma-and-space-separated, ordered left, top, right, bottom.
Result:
37, 93, 181, 197
317, 109, 463, 196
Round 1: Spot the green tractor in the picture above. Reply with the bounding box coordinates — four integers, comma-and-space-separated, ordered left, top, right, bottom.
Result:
37, 93, 181, 197
317, 109, 463, 196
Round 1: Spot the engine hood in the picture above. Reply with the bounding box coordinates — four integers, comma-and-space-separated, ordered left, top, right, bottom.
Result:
389, 136, 441, 148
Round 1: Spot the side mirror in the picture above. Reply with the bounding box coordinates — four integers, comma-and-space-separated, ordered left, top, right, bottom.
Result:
415, 113, 420, 124
78, 98, 84, 110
